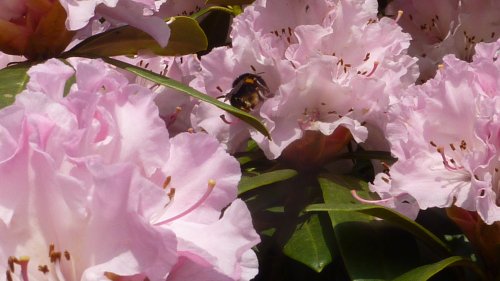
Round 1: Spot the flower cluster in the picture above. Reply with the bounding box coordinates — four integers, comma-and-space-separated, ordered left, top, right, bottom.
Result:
183, 0, 418, 164
386, 0, 500, 82
0, 58, 259, 280
370, 39, 500, 224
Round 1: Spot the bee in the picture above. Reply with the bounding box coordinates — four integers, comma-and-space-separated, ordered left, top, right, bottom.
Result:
225, 73, 272, 112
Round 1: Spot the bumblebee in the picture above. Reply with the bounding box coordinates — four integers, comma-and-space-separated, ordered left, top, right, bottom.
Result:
225, 73, 272, 112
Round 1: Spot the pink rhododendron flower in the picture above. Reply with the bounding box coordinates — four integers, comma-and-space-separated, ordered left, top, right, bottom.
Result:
119, 53, 202, 136
191, 0, 417, 161
190, 46, 294, 153
386, 0, 500, 82
370, 40, 500, 224
0, 58, 260, 280
59, 0, 171, 46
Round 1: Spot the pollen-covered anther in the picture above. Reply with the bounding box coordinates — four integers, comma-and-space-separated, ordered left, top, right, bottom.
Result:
208, 179, 216, 189
167, 188, 176, 200
459, 140, 467, 150
38, 265, 49, 274
50, 251, 62, 263
64, 250, 70, 261
163, 176, 172, 189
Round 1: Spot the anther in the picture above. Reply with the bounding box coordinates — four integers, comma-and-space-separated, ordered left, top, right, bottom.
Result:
64, 251, 70, 261
38, 265, 49, 274
430, 141, 437, 147
460, 140, 467, 150
167, 188, 176, 200
8, 257, 15, 272
163, 176, 172, 189
50, 252, 61, 263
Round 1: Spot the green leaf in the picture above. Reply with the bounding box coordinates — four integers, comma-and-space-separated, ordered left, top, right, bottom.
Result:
306, 203, 451, 256
283, 213, 333, 273
318, 175, 427, 280
101, 57, 271, 138
67, 16, 207, 57
392, 256, 486, 281
205, 0, 255, 5
238, 169, 298, 194
0, 62, 30, 108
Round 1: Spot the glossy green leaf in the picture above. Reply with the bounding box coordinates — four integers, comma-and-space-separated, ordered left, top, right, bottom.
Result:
392, 256, 486, 281
0, 62, 30, 108
306, 203, 450, 256
67, 16, 207, 57
205, 0, 255, 5
283, 213, 333, 273
239, 169, 298, 194
318, 175, 427, 280
101, 57, 270, 138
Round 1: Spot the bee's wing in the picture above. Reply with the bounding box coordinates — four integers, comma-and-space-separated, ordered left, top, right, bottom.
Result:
225, 80, 245, 102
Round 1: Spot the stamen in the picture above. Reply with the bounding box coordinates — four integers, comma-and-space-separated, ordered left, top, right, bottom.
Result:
18, 256, 30, 281
351, 190, 393, 204
163, 176, 172, 189
166, 107, 182, 128
437, 147, 463, 171
154, 180, 216, 226
365, 61, 379, 77
220, 114, 232, 124
395, 10, 403, 23
6, 270, 13, 281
